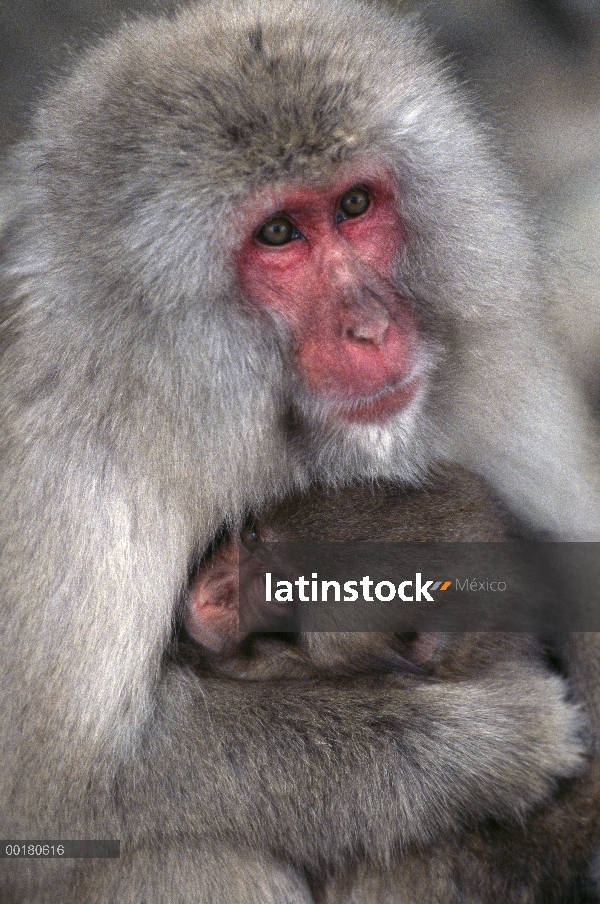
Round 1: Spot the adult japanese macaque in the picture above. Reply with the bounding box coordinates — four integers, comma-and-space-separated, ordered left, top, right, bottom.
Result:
1, 0, 599, 901
182, 468, 600, 903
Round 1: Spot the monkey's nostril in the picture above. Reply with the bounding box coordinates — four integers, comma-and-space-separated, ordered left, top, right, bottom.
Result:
346, 323, 388, 345
344, 303, 391, 345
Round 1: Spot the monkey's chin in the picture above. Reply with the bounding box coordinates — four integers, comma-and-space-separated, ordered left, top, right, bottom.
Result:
297, 378, 439, 486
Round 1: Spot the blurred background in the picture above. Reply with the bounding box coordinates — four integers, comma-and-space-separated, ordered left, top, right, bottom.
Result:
1, 0, 599, 401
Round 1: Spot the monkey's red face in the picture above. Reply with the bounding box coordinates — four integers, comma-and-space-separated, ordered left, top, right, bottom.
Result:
238, 174, 420, 424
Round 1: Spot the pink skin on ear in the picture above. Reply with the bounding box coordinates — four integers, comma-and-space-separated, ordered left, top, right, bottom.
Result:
186, 542, 246, 653
186, 540, 292, 653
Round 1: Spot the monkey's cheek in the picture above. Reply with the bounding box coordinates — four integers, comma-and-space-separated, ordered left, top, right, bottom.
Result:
240, 571, 295, 632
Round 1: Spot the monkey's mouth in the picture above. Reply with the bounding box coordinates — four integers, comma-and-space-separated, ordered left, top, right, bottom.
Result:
322, 372, 421, 424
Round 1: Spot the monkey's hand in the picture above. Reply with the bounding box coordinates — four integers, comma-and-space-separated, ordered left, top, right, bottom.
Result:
124, 664, 587, 869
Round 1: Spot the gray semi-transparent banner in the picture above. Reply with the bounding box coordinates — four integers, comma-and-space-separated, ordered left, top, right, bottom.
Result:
238, 542, 600, 632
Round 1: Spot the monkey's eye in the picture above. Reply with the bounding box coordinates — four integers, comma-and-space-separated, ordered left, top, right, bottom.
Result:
338, 186, 370, 220
241, 519, 260, 543
257, 217, 299, 246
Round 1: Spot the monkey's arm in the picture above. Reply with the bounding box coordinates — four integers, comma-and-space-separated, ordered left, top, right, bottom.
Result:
123, 663, 584, 868
316, 635, 600, 904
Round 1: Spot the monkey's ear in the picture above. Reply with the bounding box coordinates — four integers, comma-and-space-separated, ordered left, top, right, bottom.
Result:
185, 543, 242, 652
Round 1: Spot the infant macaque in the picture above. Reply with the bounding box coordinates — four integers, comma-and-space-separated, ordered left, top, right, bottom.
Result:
180, 465, 545, 680
177, 466, 598, 904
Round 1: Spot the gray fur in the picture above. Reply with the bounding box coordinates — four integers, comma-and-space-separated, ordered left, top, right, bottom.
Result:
0, 1, 599, 901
